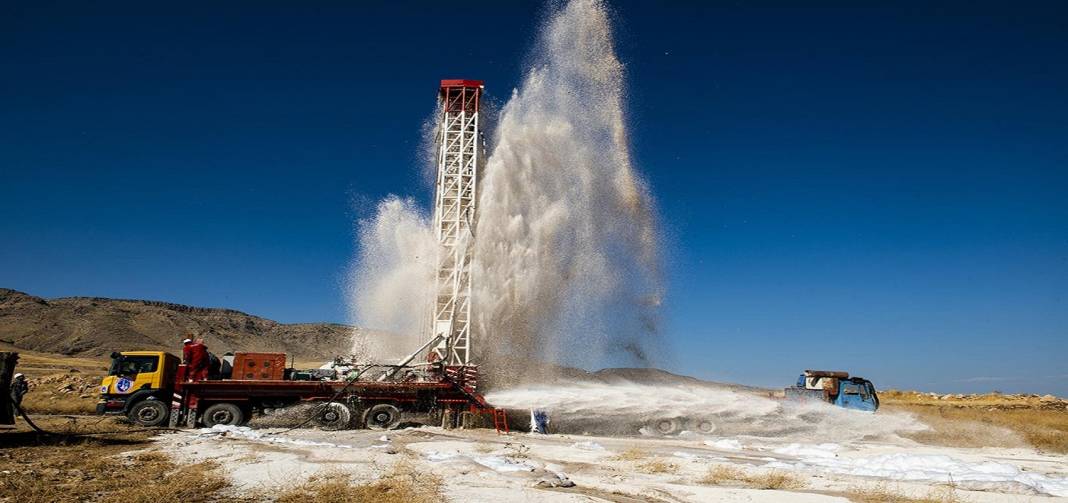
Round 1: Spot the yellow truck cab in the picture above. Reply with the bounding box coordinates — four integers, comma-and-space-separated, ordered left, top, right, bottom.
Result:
98, 351, 180, 426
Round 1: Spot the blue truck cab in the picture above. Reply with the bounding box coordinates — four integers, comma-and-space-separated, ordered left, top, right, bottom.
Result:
784, 370, 879, 412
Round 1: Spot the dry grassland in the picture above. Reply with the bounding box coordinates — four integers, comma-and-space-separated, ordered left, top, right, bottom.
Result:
21, 392, 100, 415
846, 482, 960, 503
3, 348, 107, 415
699, 464, 806, 490
0, 345, 107, 377
881, 390, 1068, 453
0, 418, 226, 503
19, 372, 103, 415
275, 461, 445, 503
637, 457, 678, 474
609, 447, 650, 461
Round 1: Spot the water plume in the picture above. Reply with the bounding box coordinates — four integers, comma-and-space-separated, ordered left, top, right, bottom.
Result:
473, 0, 662, 372
346, 196, 435, 361
487, 381, 927, 442
348, 0, 662, 372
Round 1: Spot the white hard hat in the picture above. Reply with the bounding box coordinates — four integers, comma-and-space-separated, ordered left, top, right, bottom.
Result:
183, 338, 192, 343
13, 373, 23, 378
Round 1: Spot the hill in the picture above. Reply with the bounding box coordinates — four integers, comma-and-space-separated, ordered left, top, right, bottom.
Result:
0, 288, 353, 360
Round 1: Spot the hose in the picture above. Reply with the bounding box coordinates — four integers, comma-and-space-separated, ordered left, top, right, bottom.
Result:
11, 394, 183, 438
266, 373, 363, 435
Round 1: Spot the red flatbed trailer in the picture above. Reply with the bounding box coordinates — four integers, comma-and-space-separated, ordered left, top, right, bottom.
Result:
169, 363, 505, 431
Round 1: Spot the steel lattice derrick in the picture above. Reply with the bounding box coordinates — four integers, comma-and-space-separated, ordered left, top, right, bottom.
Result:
430, 80, 483, 365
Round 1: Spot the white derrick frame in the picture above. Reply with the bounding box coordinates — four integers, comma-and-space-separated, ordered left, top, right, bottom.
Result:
430, 83, 481, 365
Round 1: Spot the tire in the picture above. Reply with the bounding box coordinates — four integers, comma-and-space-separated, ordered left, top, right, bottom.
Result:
314, 402, 352, 431
128, 400, 169, 427
363, 403, 402, 430
695, 419, 716, 434
202, 402, 245, 427
653, 417, 680, 435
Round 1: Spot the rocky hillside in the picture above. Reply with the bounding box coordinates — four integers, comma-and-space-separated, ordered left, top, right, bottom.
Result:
0, 288, 354, 360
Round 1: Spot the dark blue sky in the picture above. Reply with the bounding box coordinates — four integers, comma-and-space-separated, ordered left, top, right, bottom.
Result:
3, 2, 1066, 394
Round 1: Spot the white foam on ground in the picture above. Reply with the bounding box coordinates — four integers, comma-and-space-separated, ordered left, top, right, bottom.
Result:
767, 451, 1068, 497
426, 451, 461, 462
773, 443, 840, 458
424, 450, 538, 473
673, 451, 729, 462
571, 441, 606, 451
197, 425, 354, 449
705, 438, 744, 450
474, 456, 538, 473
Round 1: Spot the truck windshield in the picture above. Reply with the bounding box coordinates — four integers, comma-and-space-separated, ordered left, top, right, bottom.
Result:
109, 355, 158, 376
848, 381, 873, 400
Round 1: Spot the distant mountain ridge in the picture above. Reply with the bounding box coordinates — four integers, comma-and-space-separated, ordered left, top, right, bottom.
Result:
0, 288, 354, 359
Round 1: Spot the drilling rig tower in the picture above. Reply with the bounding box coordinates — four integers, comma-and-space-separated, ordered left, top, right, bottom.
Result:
430, 79, 483, 366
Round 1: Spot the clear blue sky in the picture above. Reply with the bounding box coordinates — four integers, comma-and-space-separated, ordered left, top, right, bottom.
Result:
2, 2, 1066, 394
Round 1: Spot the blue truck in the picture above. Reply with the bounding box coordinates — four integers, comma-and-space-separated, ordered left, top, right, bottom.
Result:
784, 370, 879, 412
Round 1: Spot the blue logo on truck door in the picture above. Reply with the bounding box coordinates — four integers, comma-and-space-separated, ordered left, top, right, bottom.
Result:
116, 377, 133, 393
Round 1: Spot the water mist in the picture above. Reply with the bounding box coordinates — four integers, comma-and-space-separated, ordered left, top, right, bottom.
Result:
349, 0, 662, 372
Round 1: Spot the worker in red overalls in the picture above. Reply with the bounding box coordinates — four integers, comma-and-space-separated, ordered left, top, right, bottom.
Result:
182, 336, 210, 382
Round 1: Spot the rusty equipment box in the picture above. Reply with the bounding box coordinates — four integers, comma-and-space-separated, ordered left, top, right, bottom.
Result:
232, 352, 286, 380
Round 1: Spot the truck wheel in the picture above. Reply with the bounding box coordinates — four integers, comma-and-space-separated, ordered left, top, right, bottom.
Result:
696, 419, 716, 434
314, 402, 352, 430
364, 403, 401, 430
653, 418, 680, 435
128, 400, 169, 427
202, 403, 245, 427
